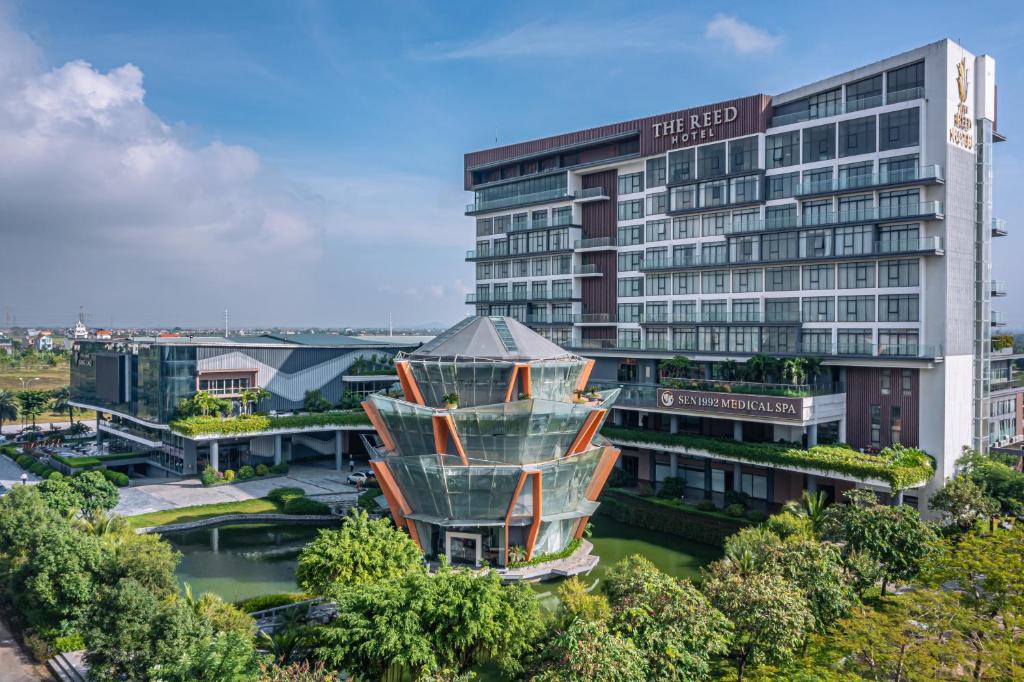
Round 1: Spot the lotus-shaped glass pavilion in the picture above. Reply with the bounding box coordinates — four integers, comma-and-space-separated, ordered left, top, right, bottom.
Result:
362, 316, 620, 567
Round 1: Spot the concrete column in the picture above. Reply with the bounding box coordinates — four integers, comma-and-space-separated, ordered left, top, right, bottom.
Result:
211, 527, 219, 553
210, 440, 219, 471
806, 423, 819, 448
335, 431, 343, 471
766, 469, 775, 506
638, 411, 647, 428
733, 421, 743, 442
613, 409, 623, 426
733, 462, 742, 491
274, 435, 282, 466
670, 452, 679, 480
895, 489, 905, 505
704, 458, 713, 499
807, 475, 817, 493
670, 415, 679, 434
95, 413, 103, 445
838, 417, 847, 444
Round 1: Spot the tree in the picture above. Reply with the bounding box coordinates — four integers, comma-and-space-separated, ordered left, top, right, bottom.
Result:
296, 509, 424, 595
782, 358, 805, 386
702, 567, 814, 681
783, 490, 831, 533
719, 359, 741, 381
0, 388, 18, 432
928, 475, 999, 533
302, 389, 331, 413
923, 527, 1024, 619
38, 470, 119, 515
742, 354, 777, 383
104, 530, 181, 599
958, 447, 1024, 516
553, 576, 610, 630
17, 389, 50, 428
531, 618, 648, 682
658, 355, 691, 381
820, 489, 938, 593
602, 555, 731, 681
51, 386, 75, 427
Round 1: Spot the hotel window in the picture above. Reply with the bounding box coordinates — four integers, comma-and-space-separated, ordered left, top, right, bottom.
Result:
803, 264, 835, 290
512, 213, 528, 231
510, 233, 529, 255
551, 255, 572, 275
703, 243, 728, 265
887, 61, 924, 99
733, 299, 760, 322
891, 406, 903, 444
835, 225, 873, 256
879, 107, 920, 150
766, 204, 797, 230
702, 271, 729, 294
732, 210, 759, 233
730, 326, 761, 353
703, 212, 728, 237
766, 131, 799, 169
700, 326, 727, 352
732, 236, 758, 263
552, 304, 572, 323
473, 172, 568, 208
879, 330, 919, 356
548, 227, 570, 250
803, 167, 833, 194
802, 296, 835, 322
669, 184, 697, 211
729, 136, 759, 173
476, 262, 492, 280
673, 328, 697, 351
617, 224, 644, 246
839, 116, 877, 157
475, 239, 491, 257
839, 194, 873, 222
870, 404, 881, 446
802, 123, 836, 162
673, 301, 697, 322
880, 259, 919, 287
646, 192, 667, 216
879, 294, 919, 322
617, 172, 644, 195
673, 272, 699, 294
618, 303, 643, 323
493, 283, 507, 301
879, 189, 919, 219
766, 172, 799, 199
618, 329, 641, 349
528, 231, 546, 252
645, 219, 669, 243
493, 215, 510, 234
493, 239, 509, 256
646, 329, 668, 350
617, 277, 644, 297
617, 199, 644, 221
701, 179, 728, 207
802, 329, 832, 354
698, 142, 726, 178
702, 300, 727, 322
668, 148, 695, 183
766, 298, 799, 323
839, 329, 872, 355
551, 279, 572, 298
740, 473, 768, 500
618, 250, 643, 272
838, 295, 875, 322
838, 262, 876, 289
531, 258, 548, 276
802, 199, 832, 227
673, 216, 699, 239
529, 282, 545, 300
763, 326, 797, 353
646, 156, 667, 187
494, 261, 510, 278
645, 302, 668, 323
476, 218, 493, 236
839, 161, 874, 190
879, 224, 920, 252
513, 283, 527, 300
646, 274, 670, 296
552, 206, 573, 225
672, 244, 696, 265
880, 154, 919, 183
762, 232, 798, 261
531, 210, 548, 228
880, 369, 892, 395
730, 175, 760, 204
846, 74, 882, 112
617, 138, 640, 156
733, 269, 762, 293
808, 88, 841, 118
901, 369, 913, 396
766, 266, 799, 291
801, 229, 831, 258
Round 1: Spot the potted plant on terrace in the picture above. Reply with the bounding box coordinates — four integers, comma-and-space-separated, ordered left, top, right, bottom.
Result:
443, 392, 460, 410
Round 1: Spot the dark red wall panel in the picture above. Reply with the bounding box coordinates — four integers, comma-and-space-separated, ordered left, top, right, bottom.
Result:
844, 367, 919, 450
581, 170, 618, 317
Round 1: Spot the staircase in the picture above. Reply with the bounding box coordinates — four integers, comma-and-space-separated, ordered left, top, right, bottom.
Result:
47, 650, 89, 681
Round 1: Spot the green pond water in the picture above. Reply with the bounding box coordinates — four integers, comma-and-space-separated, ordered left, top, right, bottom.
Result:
164, 517, 722, 604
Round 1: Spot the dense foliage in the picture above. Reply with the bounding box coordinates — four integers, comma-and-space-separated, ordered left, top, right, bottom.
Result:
171, 410, 370, 436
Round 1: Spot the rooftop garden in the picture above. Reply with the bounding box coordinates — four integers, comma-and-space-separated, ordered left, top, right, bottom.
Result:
600, 425, 934, 490
657, 354, 839, 397
170, 409, 371, 437
347, 353, 397, 376
992, 334, 1015, 352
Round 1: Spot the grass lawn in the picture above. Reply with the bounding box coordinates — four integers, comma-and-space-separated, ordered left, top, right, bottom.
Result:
126, 497, 285, 529
0, 364, 96, 425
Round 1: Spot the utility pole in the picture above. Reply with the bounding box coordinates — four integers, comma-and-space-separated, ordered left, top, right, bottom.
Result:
389, 312, 393, 338
224, 308, 229, 337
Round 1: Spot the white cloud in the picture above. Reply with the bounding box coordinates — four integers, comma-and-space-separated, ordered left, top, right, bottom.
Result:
704, 14, 782, 55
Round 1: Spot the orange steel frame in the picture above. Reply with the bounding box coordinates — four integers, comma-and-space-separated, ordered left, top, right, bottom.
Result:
431, 414, 469, 465
504, 363, 533, 402
394, 360, 425, 405
566, 408, 607, 457
369, 459, 423, 549
502, 469, 544, 563
361, 400, 396, 451
575, 358, 595, 392
573, 446, 621, 539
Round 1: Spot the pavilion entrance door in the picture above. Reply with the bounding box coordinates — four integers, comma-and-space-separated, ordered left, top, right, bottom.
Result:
445, 532, 482, 567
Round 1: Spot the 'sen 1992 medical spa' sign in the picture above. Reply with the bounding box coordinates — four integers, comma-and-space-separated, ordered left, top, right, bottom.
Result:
656, 388, 804, 422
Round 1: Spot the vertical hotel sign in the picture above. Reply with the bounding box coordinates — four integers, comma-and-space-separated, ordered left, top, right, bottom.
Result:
949, 56, 974, 151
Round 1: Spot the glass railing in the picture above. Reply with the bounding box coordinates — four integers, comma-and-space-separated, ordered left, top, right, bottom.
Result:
573, 187, 607, 200
992, 281, 1008, 296
724, 201, 943, 236
770, 88, 924, 127
875, 236, 943, 254
796, 165, 943, 196
467, 291, 577, 304
886, 86, 925, 104
568, 338, 943, 359
639, 311, 800, 324
574, 313, 616, 324
466, 188, 572, 213
844, 93, 884, 113
593, 380, 846, 404
991, 311, 1008, 325
573, 264, 599, 275
574, 237, 614, 249
509, 220, 578, 233
992, 218, 1007, 236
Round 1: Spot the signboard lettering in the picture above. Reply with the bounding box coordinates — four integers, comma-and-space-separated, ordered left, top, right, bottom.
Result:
652, 106, 739, 147
656, 388, 804, 422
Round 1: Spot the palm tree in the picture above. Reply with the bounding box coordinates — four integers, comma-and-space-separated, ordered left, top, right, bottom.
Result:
783, 490, 831, 532
0, 390, 17, 434
800, 357, 824, 385
80, 509, 129, 537
51, 386, 74, 427
719, 359, 740, 381
250, 387, 272, 414
658, 355, 691, 381
782, 358, 805, 386
17, 390, 49, 429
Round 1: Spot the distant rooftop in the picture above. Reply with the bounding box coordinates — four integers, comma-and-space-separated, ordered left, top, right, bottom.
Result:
411, 316, 576, 362
80, 333, 416, 349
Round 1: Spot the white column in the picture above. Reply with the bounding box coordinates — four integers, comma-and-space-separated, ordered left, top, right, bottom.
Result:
733, 462, 743, 491
613, 410, 623, 426
733, 421, 743, 442
274, 435, 282, 466
211, 527, 219, 553
335, 431, 343, 471
807, 475, 817, 493
838, 417, 847, 444
895, 489, 905, 505
670, 452, 679, 480
210, 440, 219, 471
806, 423, 819, 448
670, 415, 679, 434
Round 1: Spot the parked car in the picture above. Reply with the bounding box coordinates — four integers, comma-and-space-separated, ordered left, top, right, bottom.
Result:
360, 469, 376, 479
346, 472, 367, 485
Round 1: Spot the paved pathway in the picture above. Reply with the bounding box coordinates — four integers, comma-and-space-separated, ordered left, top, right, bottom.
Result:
113, 463, 360, 516
0, 454, 40, 490
0, 615, 49, 681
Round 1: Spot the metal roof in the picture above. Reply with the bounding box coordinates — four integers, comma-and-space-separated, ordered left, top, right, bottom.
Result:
410, 316, 576, 361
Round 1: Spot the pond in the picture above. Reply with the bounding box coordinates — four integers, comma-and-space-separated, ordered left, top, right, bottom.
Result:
164, 517, 722, 604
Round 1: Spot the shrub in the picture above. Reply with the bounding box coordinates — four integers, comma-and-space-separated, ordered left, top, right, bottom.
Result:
200, 465, 218, 486
169, 410, 370, 437
357, 489, 379, 510
744, 509, 769, 523
637, 481, 654, 497
724, 503, 746, 518
53, 633, 85, 653
269, 462, 289, 475
696, 500, 718, 512
657, 476, 687, 499
238, 465, 255, 480
16, 454, 33, 468
1, 444, 19, 457
255, 464, 269, 476
234, 592, 307, 613
267, 487, 305, 503
101, 469, 130, 487
607, 467, 632, 488
23, 633, 54, 662
47, 471, 64, 481
724, 489, 752, 510
363, 478, 380, 489
283, 496, 330, 515
223, 469, 235, 482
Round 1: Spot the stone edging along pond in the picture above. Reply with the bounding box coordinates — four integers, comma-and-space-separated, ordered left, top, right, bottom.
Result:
135, 513, 339, 535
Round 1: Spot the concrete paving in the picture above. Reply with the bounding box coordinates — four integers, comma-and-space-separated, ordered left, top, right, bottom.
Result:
0, 454, 40, 490
0, 615, 50, 681
113, 463, 360, 516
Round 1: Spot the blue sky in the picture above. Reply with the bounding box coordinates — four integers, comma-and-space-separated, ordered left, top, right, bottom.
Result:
1, 0, 1022, 329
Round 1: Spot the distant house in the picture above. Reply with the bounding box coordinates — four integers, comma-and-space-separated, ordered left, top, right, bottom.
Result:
158, 332, 182, 338
73, 320, 89, 339
35, 332, 53, 352
94, 330, 113, 340
0, 335, 12, 355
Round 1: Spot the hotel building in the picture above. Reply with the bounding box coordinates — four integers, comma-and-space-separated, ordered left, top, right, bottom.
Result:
464, 39, 1020, 510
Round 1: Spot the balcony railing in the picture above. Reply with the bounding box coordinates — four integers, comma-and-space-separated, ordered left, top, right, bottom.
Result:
508, 220, 577, 233
574, 237, 615, 250
567, 338, 942, 359
465, 188, 572, 214
467, 291, 578, 304
992, 280, 1008, 297
593, 380, 845, 406
991, 311, 1008, 326
466, 243, 572, 261
573, 187, 608, 201
992, 218, 1007, 237
573, 264, 600, 275
770, 87, 925, 127
725, 201, 943, 236
574, 313, 616, 324
796, 165, 942, 197
639, 311, 801, 325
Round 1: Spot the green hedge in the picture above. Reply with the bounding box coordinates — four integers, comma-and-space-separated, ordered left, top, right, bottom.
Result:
282, 497, 331, 515
601, 426, 933, 490
596, 489, 749, 546
234, 592, 308, 613
51, 453, 102, 468
101, 469, 130, 487
169, 410, 371, 437
508, 538, 582, 568
266, 487, 305, 503
1, 445, 20, 457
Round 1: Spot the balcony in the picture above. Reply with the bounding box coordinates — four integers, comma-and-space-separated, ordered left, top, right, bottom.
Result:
639, 311, 801, 325
572, 264, 602, 277
991, 311, 1008, 327
725, 201, 944, 236
992, 280, 1008, 297
509, 220, 579, 233
574, 237, 616, 251
795, 165, 943, 198
770, 87, 925, 127
465, 188, 572, 215
467, 291, 580, 304
572, 187, 609, 203
992, 218, 1007, 237
525, 315, 573, 326
574, 313, 616, 324
567, 338, 943, 359
465, 243, 573, 261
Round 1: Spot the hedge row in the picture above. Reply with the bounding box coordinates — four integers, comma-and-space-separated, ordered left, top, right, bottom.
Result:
170, 410, 371, 437
508, 538, 582, 568
235, 592, 309, 614
600, 426, 934, 490
596, 489, 749, 546
101, 469, 130, 487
